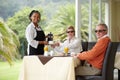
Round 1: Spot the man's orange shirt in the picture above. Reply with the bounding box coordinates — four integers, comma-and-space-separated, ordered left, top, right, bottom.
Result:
78, 36, 111, 69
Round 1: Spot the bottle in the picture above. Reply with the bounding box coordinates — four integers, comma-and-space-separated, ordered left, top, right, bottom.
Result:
48, 32, 53, 44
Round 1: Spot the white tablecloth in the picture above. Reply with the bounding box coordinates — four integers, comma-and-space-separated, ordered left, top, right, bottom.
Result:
19, 56, 79, 80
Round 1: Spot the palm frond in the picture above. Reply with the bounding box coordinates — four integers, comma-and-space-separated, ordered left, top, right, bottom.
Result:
0, 19, 20, 64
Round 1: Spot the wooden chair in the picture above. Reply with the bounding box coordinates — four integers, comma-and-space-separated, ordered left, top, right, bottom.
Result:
76, 42, 118, 80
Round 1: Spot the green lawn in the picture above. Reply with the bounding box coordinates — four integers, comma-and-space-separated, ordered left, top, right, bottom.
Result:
0, 60, 22, 80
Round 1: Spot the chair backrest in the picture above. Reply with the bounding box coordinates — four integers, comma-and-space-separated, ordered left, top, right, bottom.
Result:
81, 42, 88, 51
87, 42, 96, 50
117, 42, 120, 52
102, 42, 118, 80
81, 42, 96, 51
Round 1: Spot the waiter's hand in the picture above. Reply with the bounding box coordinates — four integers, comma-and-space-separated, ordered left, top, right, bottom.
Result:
43, 41, 48, 45
39, 41, 48, 45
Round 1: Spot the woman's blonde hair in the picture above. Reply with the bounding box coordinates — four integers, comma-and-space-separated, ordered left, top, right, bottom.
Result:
66, 26, 75, 35
66, 26, 75, 32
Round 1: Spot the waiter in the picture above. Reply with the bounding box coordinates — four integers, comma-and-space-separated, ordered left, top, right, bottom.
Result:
25, 10, 48, 55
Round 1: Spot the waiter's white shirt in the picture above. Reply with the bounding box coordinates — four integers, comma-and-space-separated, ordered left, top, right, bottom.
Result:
54, 37, 82, 54
25, 22, 42, 55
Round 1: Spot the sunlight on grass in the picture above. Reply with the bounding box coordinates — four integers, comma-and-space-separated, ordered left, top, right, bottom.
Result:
0, 60, 23, 80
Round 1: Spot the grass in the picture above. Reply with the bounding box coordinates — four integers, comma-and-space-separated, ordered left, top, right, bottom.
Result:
0, 60, 22, 80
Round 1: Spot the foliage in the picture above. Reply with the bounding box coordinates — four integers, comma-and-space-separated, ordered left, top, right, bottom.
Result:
45, 3, 92, 41
19, 37, 27, 57
0, 0, 20, 20
0, 0, 44, 20
45, 4, 75, 41
0, 18, 20, 65
0, 0, 74, 20
45, 1, 105, 42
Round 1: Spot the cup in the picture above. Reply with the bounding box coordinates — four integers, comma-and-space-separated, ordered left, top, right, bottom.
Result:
64, 47, 69, 56
44, 45, 48, 51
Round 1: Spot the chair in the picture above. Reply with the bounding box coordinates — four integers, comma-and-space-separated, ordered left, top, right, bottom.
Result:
80, 42, 95, 66
76, 42, 118, 80
87, 42, 96, 50
81, 42, 88, 51
116, 42, 120, 80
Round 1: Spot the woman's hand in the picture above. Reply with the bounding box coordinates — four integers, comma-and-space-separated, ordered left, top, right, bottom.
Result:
54, 42, 59, 46
50, 44, 56, 48
50, 42, 60, 48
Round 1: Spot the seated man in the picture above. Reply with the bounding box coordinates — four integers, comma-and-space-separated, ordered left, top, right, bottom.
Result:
51, 26, 82, 55
74, 23, 111, 75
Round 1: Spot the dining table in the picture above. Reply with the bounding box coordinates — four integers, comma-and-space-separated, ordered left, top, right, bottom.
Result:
18, 49, 120, 80
18, 55, 80, 80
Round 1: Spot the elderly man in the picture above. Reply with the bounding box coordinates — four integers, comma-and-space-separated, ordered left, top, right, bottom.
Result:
75, 23, 111, 75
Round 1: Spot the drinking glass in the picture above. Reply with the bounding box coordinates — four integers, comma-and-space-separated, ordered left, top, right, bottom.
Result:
64, 47, 69, 56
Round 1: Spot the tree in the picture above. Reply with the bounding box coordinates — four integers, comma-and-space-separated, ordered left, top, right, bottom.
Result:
45, 2, 105, 41
0, 18, 20, 65
45, 4, 75, 41
45, 4, 89, 41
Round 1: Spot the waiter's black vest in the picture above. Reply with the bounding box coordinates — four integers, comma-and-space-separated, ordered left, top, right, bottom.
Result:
29, 28, 45, 55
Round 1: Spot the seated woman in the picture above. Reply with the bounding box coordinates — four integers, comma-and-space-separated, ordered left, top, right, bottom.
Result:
51, 26, 82, 56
